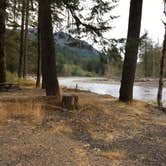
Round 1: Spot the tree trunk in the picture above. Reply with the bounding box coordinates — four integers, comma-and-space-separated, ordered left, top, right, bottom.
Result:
18, 0, 25, 78
0, 0, 6, 83
23, 0, 29, 78
41, 77, 46, 89
119, 0, 143, 102
39, 0, 60, 97
36, 4, 41, 88
13, 0, 17, 29
157, 26, 166, 108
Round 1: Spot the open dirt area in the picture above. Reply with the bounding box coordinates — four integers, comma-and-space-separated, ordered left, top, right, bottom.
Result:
0, 86, 166, 166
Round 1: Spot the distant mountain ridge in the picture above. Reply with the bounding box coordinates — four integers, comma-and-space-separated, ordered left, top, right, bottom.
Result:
54, 32, 99, 56
29, 29, 100, 57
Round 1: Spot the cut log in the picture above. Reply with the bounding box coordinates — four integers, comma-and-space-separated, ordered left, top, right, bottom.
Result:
0, 83, 21, 92
61, 94, 78, 110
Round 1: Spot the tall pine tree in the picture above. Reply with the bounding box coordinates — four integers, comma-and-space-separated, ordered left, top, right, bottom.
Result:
39, 0, 60, 97
119, 0, 143, 102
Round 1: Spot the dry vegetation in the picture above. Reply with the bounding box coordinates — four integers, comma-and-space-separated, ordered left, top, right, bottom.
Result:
0, 87, 166, 166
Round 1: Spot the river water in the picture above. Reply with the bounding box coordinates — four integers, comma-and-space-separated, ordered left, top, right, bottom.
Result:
58, 77, 166, 104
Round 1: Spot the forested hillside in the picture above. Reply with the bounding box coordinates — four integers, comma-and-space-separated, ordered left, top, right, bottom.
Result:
5, 29, 166, 78
5, 30, 103, 76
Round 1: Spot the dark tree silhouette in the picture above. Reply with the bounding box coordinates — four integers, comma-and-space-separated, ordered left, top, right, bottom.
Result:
0, 0, 7, 83
39, 0, 60, 97
157, 1, 166, 109
18, 0, 25, 78
119, 0, 143, 102
36, 5, 41, 88
157, 26, 166, 109
23, 0, 30, 78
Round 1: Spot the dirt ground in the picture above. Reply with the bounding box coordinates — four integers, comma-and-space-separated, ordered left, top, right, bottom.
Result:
0, 86, 166, 166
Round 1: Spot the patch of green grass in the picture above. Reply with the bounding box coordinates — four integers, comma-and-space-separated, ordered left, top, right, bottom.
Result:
148, 100, 157, 106
6, 71, 35, 86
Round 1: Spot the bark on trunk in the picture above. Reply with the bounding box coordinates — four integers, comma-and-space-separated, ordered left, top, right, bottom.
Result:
13, 0, 17, 29
0, 0, 6, 83
41, 78, 46, 89
119, 0, 143, 102
18, 0, 25, 78
157, 26, 166, 108
23, 0, 29, 78
39, 0, 60, 97
36, 4, 41, 88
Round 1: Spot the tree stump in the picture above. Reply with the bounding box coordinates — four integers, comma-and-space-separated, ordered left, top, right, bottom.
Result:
61, 94, 78, 110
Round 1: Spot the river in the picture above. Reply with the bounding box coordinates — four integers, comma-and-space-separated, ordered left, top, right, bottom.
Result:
58, 77, 166, 104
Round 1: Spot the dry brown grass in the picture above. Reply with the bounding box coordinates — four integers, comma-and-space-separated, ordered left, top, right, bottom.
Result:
17, 79, 35, 87
74, 148, 90, 166
0, 87, 166, 165
100, 150, 126, 160
0, 100, 45, 125
48, 124, 73, 135
0, 103, 8, 124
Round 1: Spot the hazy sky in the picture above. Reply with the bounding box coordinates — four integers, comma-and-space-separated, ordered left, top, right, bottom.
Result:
110, 0, 165, 44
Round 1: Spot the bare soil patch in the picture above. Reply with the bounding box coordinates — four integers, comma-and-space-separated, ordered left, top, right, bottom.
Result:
0, 87, 166, 166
